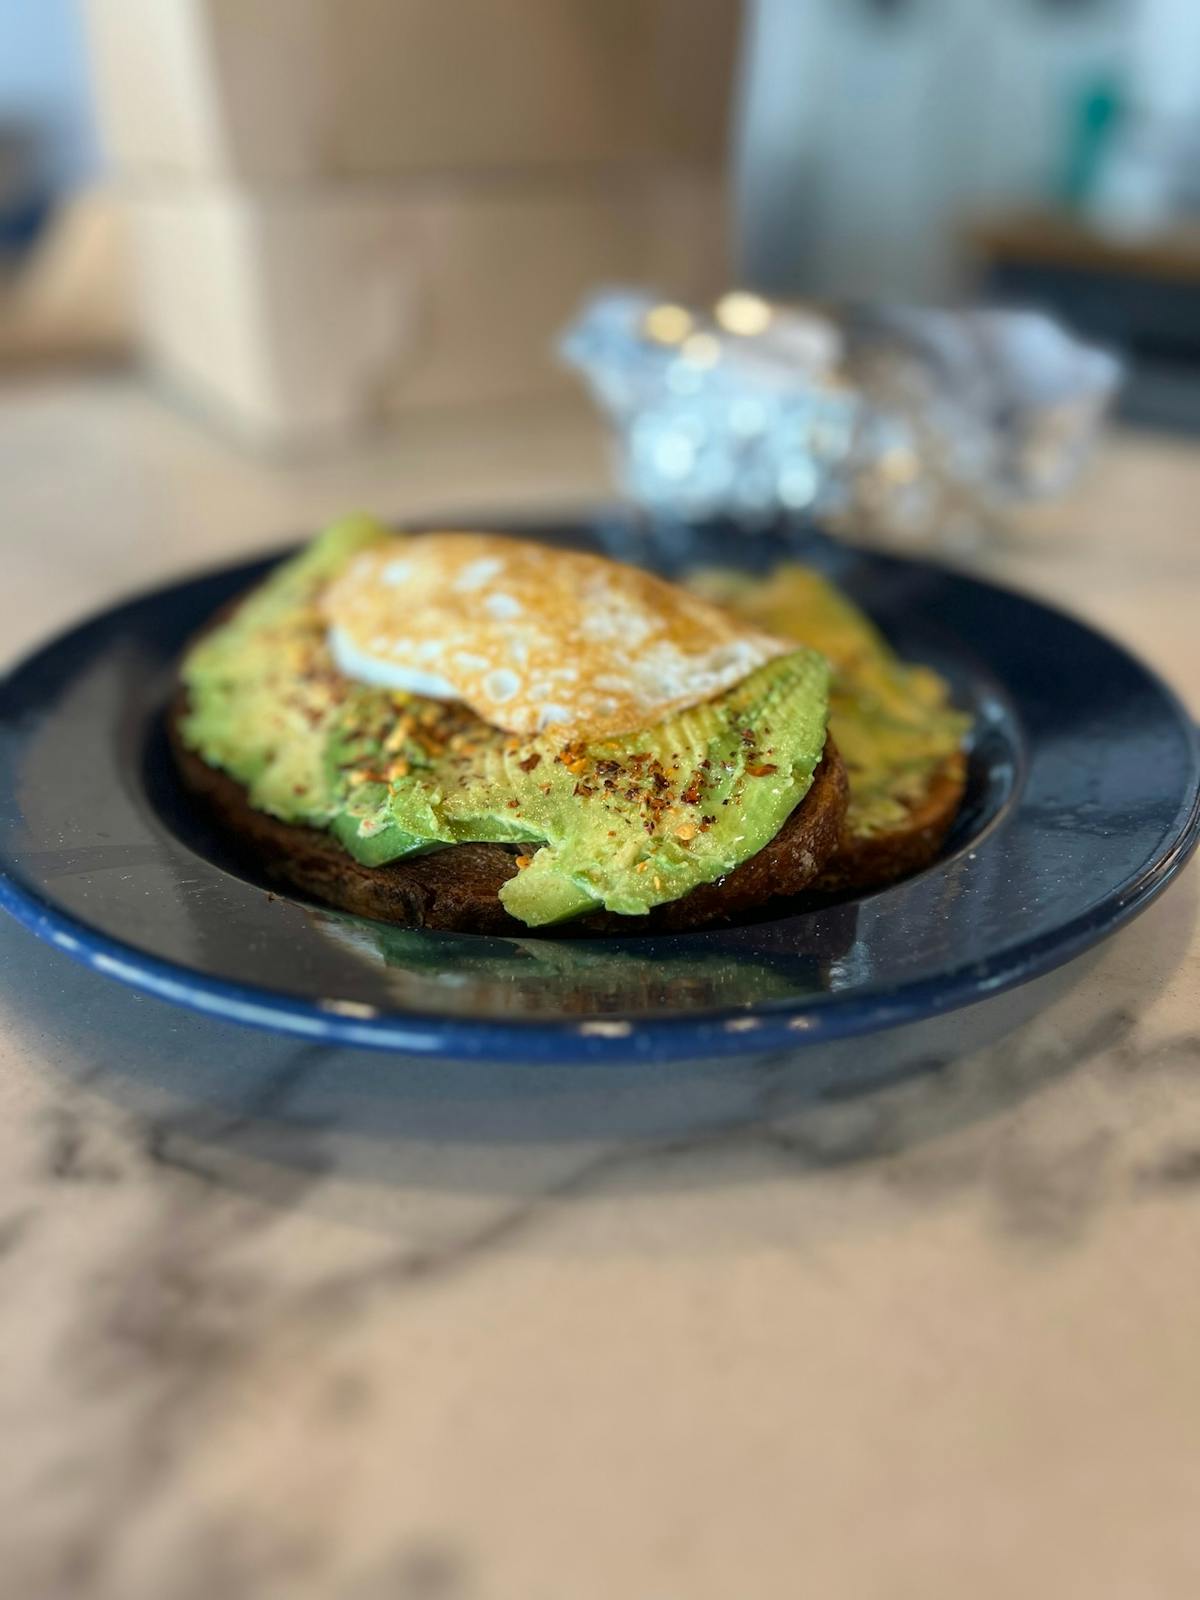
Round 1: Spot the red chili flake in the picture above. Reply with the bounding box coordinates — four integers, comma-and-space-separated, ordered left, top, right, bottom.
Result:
680, 780, 702, 806
518, 752, 541, 772
746, 763, 778, 778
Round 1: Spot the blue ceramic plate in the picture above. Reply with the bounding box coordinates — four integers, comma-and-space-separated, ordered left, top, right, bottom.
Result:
2, 517, 1198, 1062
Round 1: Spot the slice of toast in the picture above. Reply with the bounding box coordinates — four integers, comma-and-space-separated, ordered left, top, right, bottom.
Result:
168, 692, 848, 934
813, 746, 966, 894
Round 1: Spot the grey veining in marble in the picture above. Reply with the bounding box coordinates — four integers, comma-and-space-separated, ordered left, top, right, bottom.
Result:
4, 874, 1200, 1599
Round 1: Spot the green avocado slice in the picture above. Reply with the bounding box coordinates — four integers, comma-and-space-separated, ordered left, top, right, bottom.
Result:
180, 520, 831, 927
688, 564, 970, 840
179, 515, 392, 825
326, 649, 830, 925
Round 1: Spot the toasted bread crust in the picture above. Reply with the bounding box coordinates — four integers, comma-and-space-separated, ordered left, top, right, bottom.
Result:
168, 692, 848, 934
813, 748, 968, 894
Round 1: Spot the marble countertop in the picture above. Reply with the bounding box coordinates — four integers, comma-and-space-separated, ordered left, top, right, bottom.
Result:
3, 375, 1199, 1600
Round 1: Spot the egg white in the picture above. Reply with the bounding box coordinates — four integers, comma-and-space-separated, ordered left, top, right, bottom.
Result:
328, 624, 458, 701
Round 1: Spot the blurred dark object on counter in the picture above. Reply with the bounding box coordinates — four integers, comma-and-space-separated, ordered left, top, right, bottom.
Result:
0, 123, 51, 263
968, 209, 1200, 434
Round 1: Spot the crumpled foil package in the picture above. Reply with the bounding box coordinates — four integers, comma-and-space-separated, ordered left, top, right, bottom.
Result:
560, 290, 1121, 549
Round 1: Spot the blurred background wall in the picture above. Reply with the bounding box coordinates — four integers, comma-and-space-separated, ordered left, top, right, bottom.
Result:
2, 0, 1200, 444
736, 0, 1131, 297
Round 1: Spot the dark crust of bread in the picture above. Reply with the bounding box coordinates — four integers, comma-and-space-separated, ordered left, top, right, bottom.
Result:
813, 748, 968, 895
167, 690, 849, 935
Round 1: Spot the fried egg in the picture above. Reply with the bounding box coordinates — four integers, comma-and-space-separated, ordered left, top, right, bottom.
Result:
322, 532, 790, 738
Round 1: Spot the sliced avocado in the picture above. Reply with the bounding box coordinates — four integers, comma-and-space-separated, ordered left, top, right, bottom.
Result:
328, 650, 830, 926
689, 565, 969, 839
180, 516, 392, 823
180, 520, 832, 927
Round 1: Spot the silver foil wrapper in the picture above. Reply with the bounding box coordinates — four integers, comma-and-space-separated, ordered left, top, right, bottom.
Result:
560, 291, 1121, 549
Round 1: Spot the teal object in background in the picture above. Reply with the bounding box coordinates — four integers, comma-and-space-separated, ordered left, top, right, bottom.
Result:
1061, 72, 1124, 206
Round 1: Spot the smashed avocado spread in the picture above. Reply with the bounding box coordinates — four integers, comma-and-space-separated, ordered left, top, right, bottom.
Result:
688, 565, 969, 840
179, 519, 832, 927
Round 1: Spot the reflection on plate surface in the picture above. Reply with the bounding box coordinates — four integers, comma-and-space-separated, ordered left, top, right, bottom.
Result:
309, 903, 860, 1019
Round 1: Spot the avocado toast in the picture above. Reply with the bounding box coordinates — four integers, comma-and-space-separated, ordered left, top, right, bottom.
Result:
688, 565, 969, 891
170, 520, 848, 933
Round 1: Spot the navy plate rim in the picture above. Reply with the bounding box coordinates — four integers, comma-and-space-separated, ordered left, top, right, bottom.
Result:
1, 839, 1197, 1063
2, 524, 1199, 1064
